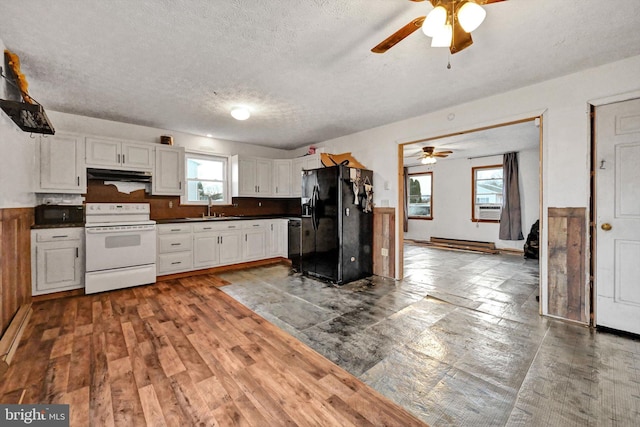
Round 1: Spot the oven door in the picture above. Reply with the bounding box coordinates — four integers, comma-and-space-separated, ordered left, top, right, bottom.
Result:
85, 225, 156, 272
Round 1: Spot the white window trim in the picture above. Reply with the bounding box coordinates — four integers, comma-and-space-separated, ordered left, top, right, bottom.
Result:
181, 150, 232, 205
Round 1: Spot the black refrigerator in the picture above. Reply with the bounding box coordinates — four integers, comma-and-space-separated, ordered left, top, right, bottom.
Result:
301, 165, 373, 284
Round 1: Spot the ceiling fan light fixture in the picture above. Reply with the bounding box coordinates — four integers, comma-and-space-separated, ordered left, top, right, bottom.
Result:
422, 5, 447, 37
421, 157, 437, 165
431, 24, 452, 47
230, 107, 250, 121
457, 1, 486, 33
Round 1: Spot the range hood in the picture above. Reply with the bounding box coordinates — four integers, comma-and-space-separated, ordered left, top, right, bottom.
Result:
87, 168, 152, 183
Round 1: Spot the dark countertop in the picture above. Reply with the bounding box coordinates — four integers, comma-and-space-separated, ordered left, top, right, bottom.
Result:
155, 215, 301, 224
31, 223, 85, 229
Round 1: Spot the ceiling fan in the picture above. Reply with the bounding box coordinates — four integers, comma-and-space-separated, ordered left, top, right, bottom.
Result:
372, 0, 506, 55
417, 146, 453, 164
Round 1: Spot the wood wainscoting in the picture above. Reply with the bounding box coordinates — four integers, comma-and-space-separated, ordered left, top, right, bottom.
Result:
0, 208, 33, 336
547, 207, 588, 323
373, 207, 395, 279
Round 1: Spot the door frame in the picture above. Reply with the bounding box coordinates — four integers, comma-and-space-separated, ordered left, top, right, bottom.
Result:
396, 116, 544, 314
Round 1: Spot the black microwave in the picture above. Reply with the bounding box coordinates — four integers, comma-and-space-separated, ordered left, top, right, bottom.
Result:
34, 205, 85, 225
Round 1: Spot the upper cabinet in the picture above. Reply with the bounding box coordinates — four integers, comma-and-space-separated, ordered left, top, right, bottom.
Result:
152, 145, 184, 196
291, 154, 320, 197
36, 133, 86, 193
85, 137, 153, 171
273, 159, 292, 197
231, 156, 272, 197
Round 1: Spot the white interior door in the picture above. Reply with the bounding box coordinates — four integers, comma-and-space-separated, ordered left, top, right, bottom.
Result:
595, 98, 640, 335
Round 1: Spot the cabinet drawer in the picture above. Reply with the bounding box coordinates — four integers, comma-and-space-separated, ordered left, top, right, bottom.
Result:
242, 220, 267, 229
158, 234, 192, 253
158, 252, 192, 274
193, 221, 242, 232
157, 224, 192, 234
34, 228, 83, 242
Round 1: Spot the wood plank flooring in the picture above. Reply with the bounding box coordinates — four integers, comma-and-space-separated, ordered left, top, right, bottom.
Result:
0, 274, 427, 427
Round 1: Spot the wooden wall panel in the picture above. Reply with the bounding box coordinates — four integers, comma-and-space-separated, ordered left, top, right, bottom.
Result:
548, 207, 588, 323
0, 208, 33, 336
85, 181, 301, 219
373, 207, 395, 279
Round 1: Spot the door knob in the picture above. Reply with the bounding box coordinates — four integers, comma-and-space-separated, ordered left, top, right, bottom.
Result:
601, 223, 612, 231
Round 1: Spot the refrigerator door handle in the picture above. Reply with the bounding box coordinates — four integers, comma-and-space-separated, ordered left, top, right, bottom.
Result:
311, 184, 318, 230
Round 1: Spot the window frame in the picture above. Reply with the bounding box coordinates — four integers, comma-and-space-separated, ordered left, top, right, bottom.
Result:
181, 151, 232, 206
407, 171, 433, 220
471, 164, 503, 223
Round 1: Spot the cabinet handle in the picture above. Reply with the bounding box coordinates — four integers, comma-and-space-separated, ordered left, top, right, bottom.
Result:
179, 182, 182, 190
122, 154, 125, 164
77, 176, 80, 186
170, 229, 181, 232
76, 247, 79, 258
276, 186, 278, 193
171, 243, 181, 246
171, 261, 182, 265
253, 224, 260, 227
271, 224, 273, 231
245, 234, 247, 242
52, 235, 69, 238
117, 154, 121, 163
203, 227, 212, 230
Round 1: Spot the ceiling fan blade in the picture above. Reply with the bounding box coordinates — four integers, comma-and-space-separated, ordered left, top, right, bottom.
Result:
433, 153, 450, 157
450, 18, 473, 54
477, 0, 506, 4
371, 16, 426, 53
435, 150, 453, 155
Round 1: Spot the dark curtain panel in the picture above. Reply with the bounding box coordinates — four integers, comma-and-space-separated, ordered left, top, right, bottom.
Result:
403, 167, 409, 232
499, 152, 524, 240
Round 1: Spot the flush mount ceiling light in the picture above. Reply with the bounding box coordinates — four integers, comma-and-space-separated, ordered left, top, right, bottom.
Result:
230, 107, 250, 121
372, 0, 505, 55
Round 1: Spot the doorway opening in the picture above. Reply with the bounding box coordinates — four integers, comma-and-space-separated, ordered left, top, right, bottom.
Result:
397, 117, 543, 315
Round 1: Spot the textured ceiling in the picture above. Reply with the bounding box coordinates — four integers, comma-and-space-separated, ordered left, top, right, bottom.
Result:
1, 0, 639, 150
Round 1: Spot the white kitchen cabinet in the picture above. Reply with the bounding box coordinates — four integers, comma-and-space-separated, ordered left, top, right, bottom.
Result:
36, 134, 86, 193
157, 224, 193, 274
291, 154, 321, 197
231, 155, 272, 197
86, 137, 153, 171
242, 221, 267, 261
267, 219, 288, 257
192, 222, 242, 268
153, 145, 184, 196
273, 159, 292, 197
31, 228, 84, 295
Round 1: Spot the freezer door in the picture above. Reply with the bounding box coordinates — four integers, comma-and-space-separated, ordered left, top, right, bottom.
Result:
310, 167, 340, 281
300, 170, 317, 275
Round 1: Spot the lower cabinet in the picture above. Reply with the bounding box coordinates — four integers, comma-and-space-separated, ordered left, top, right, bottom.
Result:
31, 228, 85, 296
157, 219, 287, 276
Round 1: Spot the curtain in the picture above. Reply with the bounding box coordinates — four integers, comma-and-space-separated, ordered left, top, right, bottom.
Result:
499, 152, 524, 240
403, 167, 409, 232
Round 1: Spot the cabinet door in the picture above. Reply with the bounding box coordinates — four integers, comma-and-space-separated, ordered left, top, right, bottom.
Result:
193, 233, 220, 268
273, 160, 292, 196
291, 158, 305, 197
85, 137, 120, 167
122, 142, 153, 171
238, 157, 257, 195
35, 241, 82, 292
255, 158, 272, 196
304, 154, 321, 170
38, 134, 86, 193
153, 146, 184, 195
243, 229, 267, 261
219, 231, 242, 265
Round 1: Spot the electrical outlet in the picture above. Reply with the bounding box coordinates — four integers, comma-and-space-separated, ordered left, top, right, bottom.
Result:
258, 202, 262, 207
381, 248, 389, 257
168, 201, 173, 208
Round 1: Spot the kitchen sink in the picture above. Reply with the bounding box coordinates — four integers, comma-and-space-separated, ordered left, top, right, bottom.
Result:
181, 216, 242, 221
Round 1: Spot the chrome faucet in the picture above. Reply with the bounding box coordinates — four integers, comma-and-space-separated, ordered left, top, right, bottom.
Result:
207, 194, 212, 217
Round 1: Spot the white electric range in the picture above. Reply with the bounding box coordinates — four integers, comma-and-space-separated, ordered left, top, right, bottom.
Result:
84, 203, 156, 294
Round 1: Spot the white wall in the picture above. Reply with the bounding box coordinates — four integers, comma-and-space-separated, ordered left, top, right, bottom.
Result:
310, 54, 640, 316
405, 148, 539, 251
0, 38, 36, 208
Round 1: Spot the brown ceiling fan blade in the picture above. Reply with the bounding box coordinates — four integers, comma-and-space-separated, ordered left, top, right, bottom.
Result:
477, 0, 506, 4
433, 153, 450, 158
371, 16, 426, 53
450, 19, 473, 54
435, 150, 453, 154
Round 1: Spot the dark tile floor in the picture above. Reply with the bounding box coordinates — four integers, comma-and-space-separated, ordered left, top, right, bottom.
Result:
219, 243, 640, 426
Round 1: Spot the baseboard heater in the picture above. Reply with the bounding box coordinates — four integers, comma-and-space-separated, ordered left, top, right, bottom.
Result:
430, 237, 498, 254
0, 304, 33, 377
